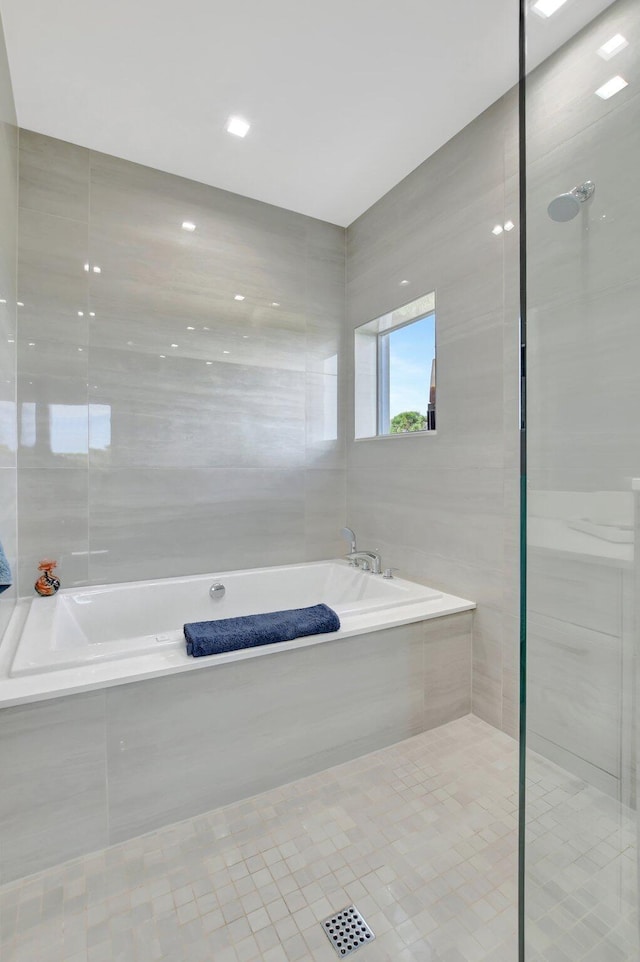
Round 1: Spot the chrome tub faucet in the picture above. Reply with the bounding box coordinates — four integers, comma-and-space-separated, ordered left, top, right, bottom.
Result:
340, 529, 382, 574
346, 550, 382, 574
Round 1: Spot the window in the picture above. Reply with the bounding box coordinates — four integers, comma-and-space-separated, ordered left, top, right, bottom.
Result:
354, 291, 436, 439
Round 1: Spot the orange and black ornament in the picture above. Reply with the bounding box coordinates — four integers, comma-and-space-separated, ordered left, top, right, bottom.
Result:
35, 560, 61, 597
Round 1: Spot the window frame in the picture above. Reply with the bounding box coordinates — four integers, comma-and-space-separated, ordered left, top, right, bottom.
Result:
353, 289, 437, 442
376, 309, 436, 437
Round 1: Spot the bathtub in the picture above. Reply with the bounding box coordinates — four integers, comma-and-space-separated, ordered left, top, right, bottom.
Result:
0, 560, 476, 880
0, 560, 474, 707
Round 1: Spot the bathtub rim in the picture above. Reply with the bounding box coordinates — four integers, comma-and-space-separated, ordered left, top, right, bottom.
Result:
0, 560, 475, 709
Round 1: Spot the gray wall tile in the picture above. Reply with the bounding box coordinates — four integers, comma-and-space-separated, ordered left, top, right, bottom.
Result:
15, 134, 347, 592
18, 129, 90, 222
17, 467, 89, 589
345, 91, 519, 736
88, 467, 306, 584
523, 0, 640, 791
423, 612, 472, 730
0, 691, 108, 883
0, 19, 17, 629
105, 619, 470, 844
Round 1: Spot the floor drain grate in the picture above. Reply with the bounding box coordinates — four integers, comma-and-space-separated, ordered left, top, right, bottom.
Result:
321, 905, 375, 956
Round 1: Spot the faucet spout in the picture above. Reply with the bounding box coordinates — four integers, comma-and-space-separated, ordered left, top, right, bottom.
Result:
346, 550, 382, 574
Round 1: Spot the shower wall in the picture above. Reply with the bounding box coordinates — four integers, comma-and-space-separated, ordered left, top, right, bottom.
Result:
524, 3, 640, 957
526, 0, 640, 798
0, 15, 17, 637
345, 91, 520, 737
15, 132, 346, 593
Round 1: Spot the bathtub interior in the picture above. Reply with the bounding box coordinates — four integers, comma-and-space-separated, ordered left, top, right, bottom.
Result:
9, 560, 452, 678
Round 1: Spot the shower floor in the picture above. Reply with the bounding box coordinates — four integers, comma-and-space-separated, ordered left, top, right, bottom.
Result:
525, 753, 639, 962
0, 716, 520, 962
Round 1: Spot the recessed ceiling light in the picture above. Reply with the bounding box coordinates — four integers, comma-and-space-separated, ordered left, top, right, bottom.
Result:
242, 335, 250, 339
226, 116, 250, 138
504, 220, 516, 231
78, 347, 83, 352
0, 298, 6, 303
93, 265, 101, 274
234, 294, 245, 301
223, 350, 231, 355
595, 75, 629, 99
78, 311, 84, 317
28, 342, 35, 347
597, 34, 628, 60
89, 312, 95, 317
271, 302, 280, 307
159, 354, 166, 358
492, 225, 504, 235
206, 361, 213, 365
203, 326, 210, 331
399, 279, 410, 286
182, 221, 196, 232
84, 263, 90, 272
17, 301, 24, 306
532, 0, 568, 18
170, 343, 178, 348
7, 338, 14, 343
187, 326, 195, 330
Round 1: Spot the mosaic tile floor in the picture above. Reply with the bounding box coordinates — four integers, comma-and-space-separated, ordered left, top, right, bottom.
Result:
0, 715, 519, 962
524, 754, 639, 962
3, 712, 640, 961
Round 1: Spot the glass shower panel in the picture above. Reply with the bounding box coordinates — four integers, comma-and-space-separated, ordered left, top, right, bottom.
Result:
523, 0, 640, 958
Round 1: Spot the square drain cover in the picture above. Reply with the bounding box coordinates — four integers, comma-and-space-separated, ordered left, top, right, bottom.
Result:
322, 905, 375, 956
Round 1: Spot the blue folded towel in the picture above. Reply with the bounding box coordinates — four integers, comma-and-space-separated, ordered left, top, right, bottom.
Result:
184, 603, 340, 658
0, 540, 11, 595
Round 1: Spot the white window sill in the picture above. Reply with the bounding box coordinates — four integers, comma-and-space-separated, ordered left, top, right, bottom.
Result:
354, 431, 438, 441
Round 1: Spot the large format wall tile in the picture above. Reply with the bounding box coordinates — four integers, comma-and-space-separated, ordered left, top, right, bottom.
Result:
89, 347, 306, 470
0, 19, 17, 632
423, 612, 472, 729
304, 468, 346, 561
522, 1, 640, 793
0, 467, 16, 637
18, 129, 90, 222
17, 336, 89, 469
105, 620, 465, 844
15, 133, 347, 592
88, 467, 306, 583
17, 207, 89, 320
0, 691, 108, 883
346, 92, 518, 736
17, 467, 89, 589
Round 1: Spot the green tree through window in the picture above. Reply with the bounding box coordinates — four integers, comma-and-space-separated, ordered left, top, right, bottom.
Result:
390, 410, 427, 433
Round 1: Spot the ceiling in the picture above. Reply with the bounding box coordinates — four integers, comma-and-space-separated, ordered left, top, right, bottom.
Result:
0, 0, 617, 226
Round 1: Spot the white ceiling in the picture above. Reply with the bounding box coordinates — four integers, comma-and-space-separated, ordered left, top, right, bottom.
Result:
0, 0, 617, 226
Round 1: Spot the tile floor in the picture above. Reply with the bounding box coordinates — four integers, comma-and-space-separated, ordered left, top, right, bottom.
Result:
525, 753, 639, 962
0, 715, 519, 962
3, 713, 638, 962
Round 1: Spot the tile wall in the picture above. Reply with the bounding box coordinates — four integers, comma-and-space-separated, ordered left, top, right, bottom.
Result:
0, 15, 17, 638
15, 134, 346, 592
345, 91, 520, 738
11, 86, 525, 738
525, 0, 640, 797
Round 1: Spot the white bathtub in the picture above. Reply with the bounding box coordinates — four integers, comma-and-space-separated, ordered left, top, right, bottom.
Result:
0, 560, 474, 707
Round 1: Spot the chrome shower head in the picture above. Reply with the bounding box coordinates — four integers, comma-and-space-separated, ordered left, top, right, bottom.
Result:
547, 181, 595, 222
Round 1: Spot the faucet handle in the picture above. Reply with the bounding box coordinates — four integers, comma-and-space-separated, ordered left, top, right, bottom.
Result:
382, 567, 399, 579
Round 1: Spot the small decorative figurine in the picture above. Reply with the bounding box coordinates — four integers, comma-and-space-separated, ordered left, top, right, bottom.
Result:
35, 560, 61, 597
